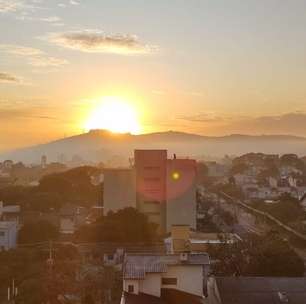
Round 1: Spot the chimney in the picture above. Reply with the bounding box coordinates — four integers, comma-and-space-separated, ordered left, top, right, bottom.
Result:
180, 252, 188, 262
278, 292, 289, 303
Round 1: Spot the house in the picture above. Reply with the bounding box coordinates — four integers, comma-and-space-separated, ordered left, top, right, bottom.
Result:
0, 202, 20, 225
121, 252, 210, 303
0, 221, 17, 250
59, 204, 87, 234
206, 276, 306, 304
164, 225, 241, 254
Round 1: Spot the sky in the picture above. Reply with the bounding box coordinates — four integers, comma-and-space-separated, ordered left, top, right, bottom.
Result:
1, 0, 306, 151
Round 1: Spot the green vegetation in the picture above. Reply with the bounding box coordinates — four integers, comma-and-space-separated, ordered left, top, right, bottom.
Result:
0, 166, 102, 212
0, 245, 81, 304
208, 231, 305, 277
18, 220, 59, 244
252, 194, 305, 225
75, 207, 159, 243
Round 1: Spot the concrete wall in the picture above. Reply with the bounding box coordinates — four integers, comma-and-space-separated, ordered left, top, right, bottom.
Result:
103, 168, 136, 214
123, 279, 140, 295
166, 159, 197, 232
0, 222, 17, 250
162, 265, 203, 297
140, 273, 161, 297
135, 150, 167, 233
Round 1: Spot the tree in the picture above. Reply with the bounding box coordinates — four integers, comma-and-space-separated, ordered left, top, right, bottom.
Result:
230, 163, 248, 175
18, 221, 59, 244
208, 231, 304, 277
75, 207, 159, 243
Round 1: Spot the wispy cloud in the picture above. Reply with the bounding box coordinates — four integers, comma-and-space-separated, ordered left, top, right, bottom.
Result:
0, 0, 42, 14
69, 0, 79, 5
0, 0, 24, 13
47, 30, 157, 55
0, 44, 68, 67
0, 72, 21, 83
179, 112, 306, 136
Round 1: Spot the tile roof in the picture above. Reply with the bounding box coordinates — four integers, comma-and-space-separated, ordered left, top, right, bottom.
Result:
215, 277, 306, 304
124, 253, 209, 279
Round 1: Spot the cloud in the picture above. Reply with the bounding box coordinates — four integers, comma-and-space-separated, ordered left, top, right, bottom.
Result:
47, 30, 157, 55
0, 108, 57, 120
40, 16, 61, 23
0, 0, 24, 13
0, 44, 43, 56
0, 0, 42, 14
69, 0, 79, 5
179, 112, 227, 123
0, 72, 20, 83
28, 56, 68, 67
179, 112, 306, 137
0, 44, 68, 67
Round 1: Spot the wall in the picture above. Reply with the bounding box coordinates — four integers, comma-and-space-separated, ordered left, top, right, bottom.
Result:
135, 150, 167, 233
103, 168, 136, 214
162, 265, 203, 297
140, 273, 161, 297
166, 159, 197, 232
123, 279, 140, 295
0, 223, 17, 250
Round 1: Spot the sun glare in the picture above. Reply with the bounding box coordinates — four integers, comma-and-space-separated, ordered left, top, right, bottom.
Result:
85, 96, 141, 134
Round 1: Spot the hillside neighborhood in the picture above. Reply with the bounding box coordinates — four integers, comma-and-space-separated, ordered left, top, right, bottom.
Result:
0, 149, 306, 303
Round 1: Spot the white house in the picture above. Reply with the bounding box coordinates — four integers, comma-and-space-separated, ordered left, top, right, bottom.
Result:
0, 221, 17, 250
0, 202, 21, 226
121, 253, 210, 303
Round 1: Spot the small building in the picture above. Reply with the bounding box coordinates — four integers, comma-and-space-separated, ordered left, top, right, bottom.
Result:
59, 204, 87, 234
207, 276, 306, 304
0, 221, 17, 250
164, 225, 241, 254
122, 252, 210, 303
0, 202, 20, 225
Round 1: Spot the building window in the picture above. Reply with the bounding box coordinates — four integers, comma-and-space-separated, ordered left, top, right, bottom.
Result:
0, 231, 5, 237
144, 201, 160, 205
128, 285, 134, 293
143, 177, 160, 182
144, 166, 159, 170
162, 278, 177, 285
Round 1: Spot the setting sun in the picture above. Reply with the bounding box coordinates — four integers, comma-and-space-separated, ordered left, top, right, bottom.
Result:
84, 96, 141, 134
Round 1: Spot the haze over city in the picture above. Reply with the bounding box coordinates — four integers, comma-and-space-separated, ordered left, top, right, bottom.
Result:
2, 0, 306, 152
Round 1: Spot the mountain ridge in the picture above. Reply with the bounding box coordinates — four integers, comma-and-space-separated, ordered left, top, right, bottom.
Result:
2, 130, 306, 164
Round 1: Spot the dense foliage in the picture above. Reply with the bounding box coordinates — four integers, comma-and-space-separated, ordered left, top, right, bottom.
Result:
0, 166, 102, 212
18, 220, 59, 244
75, 207, 159, 243
252, 194, 305, 224
208, 231, 305, 277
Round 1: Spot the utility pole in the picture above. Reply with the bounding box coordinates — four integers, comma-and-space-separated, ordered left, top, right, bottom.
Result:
46, 240, 55, 304
7, 278, 18, 303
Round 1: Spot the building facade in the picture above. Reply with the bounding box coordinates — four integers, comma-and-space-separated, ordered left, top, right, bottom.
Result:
103, 150, 197, 234
0, 221, 17, 250
166, 159, 197, 232
135, 150, 167, 232
122, 253, 210, 301
103, 168, 136, 215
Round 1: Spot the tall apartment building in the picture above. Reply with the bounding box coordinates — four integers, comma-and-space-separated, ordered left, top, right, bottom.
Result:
166, 158, 197, 232
134, 150, 167, 232
103, 150, 197, 234
103, 168, 136, 215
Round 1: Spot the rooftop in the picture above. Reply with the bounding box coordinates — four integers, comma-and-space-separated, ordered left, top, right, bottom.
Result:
0, 221, 17, 229
124, 253, 210, 280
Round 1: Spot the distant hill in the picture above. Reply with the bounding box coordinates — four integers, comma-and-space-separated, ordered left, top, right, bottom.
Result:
1, 129, 306, 164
